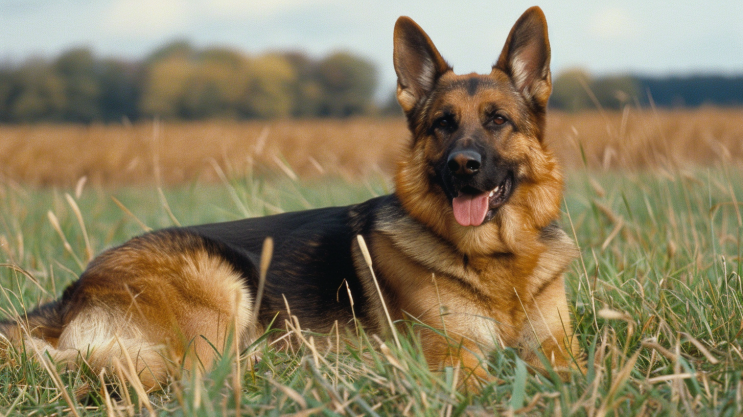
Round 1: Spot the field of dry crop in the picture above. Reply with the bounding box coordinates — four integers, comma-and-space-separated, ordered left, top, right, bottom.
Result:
1, 107, 742, 187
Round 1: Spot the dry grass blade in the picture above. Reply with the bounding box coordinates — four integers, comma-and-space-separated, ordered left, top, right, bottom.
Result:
208, 159, 251, 217
597, 308, 633, 323
267, 377, 308, 409
596, 349, 641, 417
47, 210, 85, 270
157, 188, 181, 227
0, 263, 48, 296
98, 369, 116, 417
272, 155, 299, 181
112, 336, 155, 415
74, 176, 87, 199
601, 217, 624, 251
232, 291, 243, 417
2, 385, 28, 416
20, 330, 81, 417
110, 196, 152, 232
253, 237, 273, 321
642, 339, 678, 362
680, 332, 719, 365
647, 373, 695, 384
64, 193, 94, 261
376, 337, 407, 372
356, 234, 401, 350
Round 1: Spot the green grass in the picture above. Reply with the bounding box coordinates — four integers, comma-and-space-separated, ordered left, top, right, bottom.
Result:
1, 167, 743, 416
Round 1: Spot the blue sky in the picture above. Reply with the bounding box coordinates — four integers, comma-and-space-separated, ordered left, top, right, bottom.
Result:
2, 0, 742, 98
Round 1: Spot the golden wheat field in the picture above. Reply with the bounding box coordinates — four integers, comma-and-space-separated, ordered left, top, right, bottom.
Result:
1, 107, 742, 186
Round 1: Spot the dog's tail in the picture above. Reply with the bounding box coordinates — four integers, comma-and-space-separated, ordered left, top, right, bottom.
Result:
0, 301, 81, 380
0, 298, 171, 391
0, 301, 66, 346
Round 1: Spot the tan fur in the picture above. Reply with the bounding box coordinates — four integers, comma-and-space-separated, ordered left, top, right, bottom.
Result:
371, 209, 580, 385
5, 232, 258, 391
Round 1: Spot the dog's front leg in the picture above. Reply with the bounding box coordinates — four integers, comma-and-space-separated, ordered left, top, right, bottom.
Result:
517, 275, 584, 379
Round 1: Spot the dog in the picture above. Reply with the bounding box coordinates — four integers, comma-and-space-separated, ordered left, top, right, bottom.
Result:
0, 6, 581, 390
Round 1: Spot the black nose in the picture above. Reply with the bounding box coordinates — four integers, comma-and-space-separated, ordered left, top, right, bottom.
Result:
447, 150, 482, 176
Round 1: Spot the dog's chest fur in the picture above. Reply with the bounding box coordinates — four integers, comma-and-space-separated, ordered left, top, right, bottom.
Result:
363, 199, 577, 348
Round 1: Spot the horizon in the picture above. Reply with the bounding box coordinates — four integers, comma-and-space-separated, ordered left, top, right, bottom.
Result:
3, 0, 742, 100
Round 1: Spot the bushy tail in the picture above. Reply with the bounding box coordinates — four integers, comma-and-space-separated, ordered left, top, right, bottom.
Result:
0, 300, 172, 392
0, 301, 66, 348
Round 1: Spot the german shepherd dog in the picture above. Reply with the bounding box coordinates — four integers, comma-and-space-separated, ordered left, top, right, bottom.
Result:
0, 6, 581, 390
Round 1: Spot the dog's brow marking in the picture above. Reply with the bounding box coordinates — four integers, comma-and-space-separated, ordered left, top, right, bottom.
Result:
466, 78, 480, 96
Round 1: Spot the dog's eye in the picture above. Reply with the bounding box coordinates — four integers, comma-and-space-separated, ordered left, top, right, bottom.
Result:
435, 116, 455, 131
493, 115, 507, 125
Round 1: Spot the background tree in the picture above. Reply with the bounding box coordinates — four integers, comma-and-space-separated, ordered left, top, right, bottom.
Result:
54, 48, 101, 122
0, 40, 741, 123
180, 48, 248, 119
550, 69, 593, 112
315, 52, 377, 117
7, 59, 66, 122
281, 52, 323, 117
239, 54, 297, 119
590, 75, 640, 110
98, 59, 140, 122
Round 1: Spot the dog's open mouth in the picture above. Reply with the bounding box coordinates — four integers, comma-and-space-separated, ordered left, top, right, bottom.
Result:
451, 173, 513, 227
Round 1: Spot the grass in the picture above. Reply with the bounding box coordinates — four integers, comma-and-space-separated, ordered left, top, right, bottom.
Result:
1, 162, 743, 416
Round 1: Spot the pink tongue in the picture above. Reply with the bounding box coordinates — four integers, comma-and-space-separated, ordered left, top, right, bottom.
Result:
452, 192, 490, 226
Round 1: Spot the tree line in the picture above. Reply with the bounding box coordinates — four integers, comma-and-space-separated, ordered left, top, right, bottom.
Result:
551, 69, 743, 112
0, 42, 379, 123
1, 42, 741, 123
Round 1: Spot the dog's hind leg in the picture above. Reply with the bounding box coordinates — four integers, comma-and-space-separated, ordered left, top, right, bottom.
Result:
0, 231, 261, 391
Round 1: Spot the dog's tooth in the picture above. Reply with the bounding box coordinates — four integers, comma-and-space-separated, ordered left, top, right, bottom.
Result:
489, 190, 495, 197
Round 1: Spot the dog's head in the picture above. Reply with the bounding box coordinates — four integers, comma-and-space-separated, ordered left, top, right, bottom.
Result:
393, 7, 563, 255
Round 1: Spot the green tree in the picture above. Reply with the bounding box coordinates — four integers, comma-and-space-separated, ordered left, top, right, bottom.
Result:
591, 75, 640, 110
550, 69, 593, 112
0, 68, 16, 122
179, 48, 247, 119
98, 59, 140, 122
281, 51, 323, 117
54, 48, 101, 122
239, 54, 297, 118
9, 59, 66, 122
315, 52, 377, 117
0, 40, 385, 122
139, 56, 193, 118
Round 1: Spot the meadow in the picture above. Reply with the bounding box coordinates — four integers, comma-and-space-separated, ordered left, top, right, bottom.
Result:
1, 108, 743, 415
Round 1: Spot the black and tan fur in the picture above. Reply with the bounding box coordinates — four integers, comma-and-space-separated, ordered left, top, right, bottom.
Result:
0, 7, 581, 390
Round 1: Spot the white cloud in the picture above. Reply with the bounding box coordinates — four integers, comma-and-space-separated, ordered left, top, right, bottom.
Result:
204, 0, 339, 20
101, 0, 192, 39
588, 7, 641, 40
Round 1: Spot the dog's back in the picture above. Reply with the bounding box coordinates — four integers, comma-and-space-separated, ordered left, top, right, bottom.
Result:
0, 195, 396, 390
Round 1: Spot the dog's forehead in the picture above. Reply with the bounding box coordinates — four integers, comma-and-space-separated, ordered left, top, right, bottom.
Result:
431, 72, 524, 116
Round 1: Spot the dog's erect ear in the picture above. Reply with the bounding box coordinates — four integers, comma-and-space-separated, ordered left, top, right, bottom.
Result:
493, 7, 552, 108
393, 16, 451, 113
